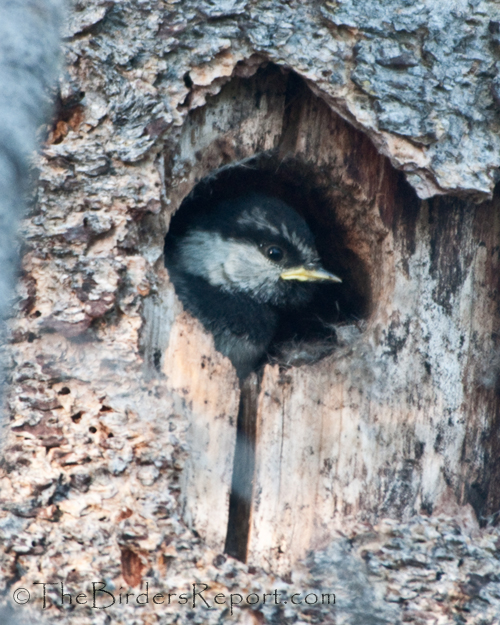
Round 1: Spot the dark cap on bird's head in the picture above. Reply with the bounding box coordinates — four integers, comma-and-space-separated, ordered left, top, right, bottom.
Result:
165, 192, 341, 378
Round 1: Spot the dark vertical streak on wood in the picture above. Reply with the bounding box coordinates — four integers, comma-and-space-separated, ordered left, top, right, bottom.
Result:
224, 374, 260, 561
278, 71, 306, 158
428, 196, 475, 316
483, 191, 500, 522
462, 190, 500, 524
391, 173, 421, 275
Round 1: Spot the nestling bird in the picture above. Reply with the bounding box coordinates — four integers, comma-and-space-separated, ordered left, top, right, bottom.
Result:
164, 193, 341, 379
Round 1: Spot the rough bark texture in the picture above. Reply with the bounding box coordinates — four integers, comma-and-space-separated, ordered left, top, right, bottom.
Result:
2, 1, 500, 624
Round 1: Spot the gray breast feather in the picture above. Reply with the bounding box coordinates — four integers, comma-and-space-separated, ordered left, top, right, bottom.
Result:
215, 330, 269, 379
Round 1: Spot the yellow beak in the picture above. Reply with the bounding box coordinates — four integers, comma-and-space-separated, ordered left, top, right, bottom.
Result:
280, 266, 342, 283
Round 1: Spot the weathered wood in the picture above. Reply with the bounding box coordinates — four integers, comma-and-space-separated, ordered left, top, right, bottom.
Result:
162, 311, 239, 551
241, 85, 500, 570
154, 66, 500, 574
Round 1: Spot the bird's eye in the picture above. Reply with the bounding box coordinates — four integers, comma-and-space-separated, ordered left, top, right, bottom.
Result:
266, 245, 284, 262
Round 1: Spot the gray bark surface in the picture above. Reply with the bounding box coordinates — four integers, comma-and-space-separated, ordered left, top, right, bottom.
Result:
2, 1, 500, 624
45, 0, 500, 201
0, 0, 62, 382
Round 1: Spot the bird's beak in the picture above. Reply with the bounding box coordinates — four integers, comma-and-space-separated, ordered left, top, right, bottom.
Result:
280, 266, 342, 283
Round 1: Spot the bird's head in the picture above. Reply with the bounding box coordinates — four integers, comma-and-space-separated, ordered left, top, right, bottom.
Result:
176, 193, 341, 307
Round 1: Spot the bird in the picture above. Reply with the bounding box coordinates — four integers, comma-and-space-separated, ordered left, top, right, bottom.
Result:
164, 193, 342, 379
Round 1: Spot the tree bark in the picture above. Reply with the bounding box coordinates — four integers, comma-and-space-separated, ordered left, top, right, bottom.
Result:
2, 1, 500, 624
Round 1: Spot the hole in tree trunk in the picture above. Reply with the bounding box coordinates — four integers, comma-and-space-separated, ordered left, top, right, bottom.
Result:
164, 152, 371, 371
148, 61, 459, 567
164, 150, 372, 560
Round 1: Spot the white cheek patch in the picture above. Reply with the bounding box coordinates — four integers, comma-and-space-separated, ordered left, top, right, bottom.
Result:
222, 240, 281, 295
178, 230, 281, 298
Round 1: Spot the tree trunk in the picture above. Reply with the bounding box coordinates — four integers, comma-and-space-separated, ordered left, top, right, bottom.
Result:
2, 1, 500, 623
